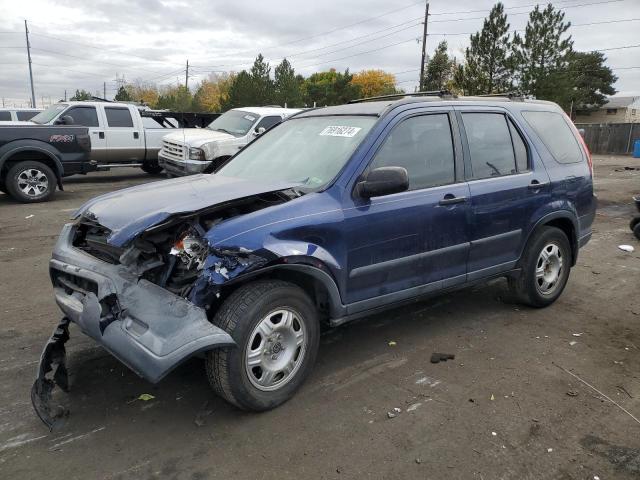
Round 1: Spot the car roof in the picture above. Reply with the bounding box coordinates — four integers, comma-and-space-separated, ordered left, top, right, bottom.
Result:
295, 95, 558, 118
231, 106, 302, 116
62, 101, 134, 108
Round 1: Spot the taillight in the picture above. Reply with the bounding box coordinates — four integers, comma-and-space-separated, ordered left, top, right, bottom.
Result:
564, 112, 593, 178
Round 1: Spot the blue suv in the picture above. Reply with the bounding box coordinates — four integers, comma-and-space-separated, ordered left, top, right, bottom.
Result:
34, 94, 595, 423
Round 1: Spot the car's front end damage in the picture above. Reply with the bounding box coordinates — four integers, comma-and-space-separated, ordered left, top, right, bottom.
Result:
32, 174, 304, 428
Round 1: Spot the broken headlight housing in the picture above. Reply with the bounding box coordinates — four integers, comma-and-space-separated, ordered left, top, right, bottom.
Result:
188, 147, 206, 161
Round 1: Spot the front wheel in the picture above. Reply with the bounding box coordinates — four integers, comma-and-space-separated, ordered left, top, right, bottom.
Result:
140, 160, 163, 175
509, 226, 572, 307
5, 161, 56, 203
206, 280, 320, 411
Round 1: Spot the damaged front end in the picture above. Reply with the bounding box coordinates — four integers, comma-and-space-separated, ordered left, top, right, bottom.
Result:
33, 186, 298, 427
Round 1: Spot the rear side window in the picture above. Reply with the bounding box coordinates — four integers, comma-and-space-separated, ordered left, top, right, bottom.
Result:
16, 111, 38, 121
0, 111, 11, 121
255, 116, 281, 132
522, 111, 581, 164
105, 108, 134, 127
370, 113, 455, 190
462, 113, 517, 179
66, 106, 99, 127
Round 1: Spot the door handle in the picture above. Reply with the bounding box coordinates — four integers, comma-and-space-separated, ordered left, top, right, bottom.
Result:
438, 194, 467, 206
133, 132, 139, 139
92, 131, 105, 139
528, 180, 549, 189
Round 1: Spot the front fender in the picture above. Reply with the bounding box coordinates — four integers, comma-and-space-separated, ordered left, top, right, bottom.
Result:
0, 141, 64, 188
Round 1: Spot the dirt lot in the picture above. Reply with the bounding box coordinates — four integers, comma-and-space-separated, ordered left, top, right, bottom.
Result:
0, 156, 638, 480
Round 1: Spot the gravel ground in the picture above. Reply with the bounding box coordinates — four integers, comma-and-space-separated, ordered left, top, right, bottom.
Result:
0, 155, 638, 480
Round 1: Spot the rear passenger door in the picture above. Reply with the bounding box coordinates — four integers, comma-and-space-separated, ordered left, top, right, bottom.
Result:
343, 109, 470, 306
103, 106, 144, 163
456, 108, 551, 279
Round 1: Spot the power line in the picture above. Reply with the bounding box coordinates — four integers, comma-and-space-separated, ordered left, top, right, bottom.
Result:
599, 44, 640, 51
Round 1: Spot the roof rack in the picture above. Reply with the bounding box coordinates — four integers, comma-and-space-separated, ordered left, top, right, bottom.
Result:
474, 91, 524, 100
349, 90, 455, 104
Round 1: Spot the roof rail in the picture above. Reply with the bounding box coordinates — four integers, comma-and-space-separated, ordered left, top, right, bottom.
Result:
349, 90, 455, 104
474, 91, 524, 100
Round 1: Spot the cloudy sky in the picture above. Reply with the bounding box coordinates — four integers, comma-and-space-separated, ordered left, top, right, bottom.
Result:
1, 0, 638, 107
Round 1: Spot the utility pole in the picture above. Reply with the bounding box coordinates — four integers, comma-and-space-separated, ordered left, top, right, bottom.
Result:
185, 59, 189, 89
64, 89, 67, 101
419, 1, 430, 91
103, 82, 106, 100
24, 20, 36, 108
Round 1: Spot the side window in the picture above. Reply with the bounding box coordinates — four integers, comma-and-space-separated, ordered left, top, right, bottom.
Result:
17, 111, 38, 121
462, 113, 516, 179
65, 107, 99, 127
370, 113, 455, 190
521, 111, 581, 164
105, 107, 134, 127
255, 116, 281, 132
0, 111, 11, 121
508, 119, 528, 172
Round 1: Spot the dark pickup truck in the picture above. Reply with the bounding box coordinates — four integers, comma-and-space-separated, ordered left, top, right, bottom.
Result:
0, 124, 92, 202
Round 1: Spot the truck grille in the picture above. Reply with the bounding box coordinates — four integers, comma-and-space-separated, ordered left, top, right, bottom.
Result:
161, 140, 185, 161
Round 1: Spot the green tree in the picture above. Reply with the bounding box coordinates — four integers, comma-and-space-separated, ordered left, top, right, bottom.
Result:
302, 69, 360, 106
70, 89, 92, 101
222, 70, 255, 110
423, 41, 454, 91
114, 85, 132, 102
274, 58, 303, 107
250, 54, 274, 105
512, 4, 573, 98
156, 85, 194, 111
462, 2, 512, 94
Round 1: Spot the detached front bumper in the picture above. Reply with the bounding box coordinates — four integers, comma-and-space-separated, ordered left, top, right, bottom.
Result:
47, 224, 235, 384
158, 153, 210, 177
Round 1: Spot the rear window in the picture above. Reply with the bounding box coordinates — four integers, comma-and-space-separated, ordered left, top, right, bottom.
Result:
522, 111, 582, 164
16, 111, 38, 121
0, 111, 11, 121
105, 107, 134, 127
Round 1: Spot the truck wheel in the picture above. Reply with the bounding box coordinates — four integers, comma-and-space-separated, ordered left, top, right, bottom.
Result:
141, 161, 163, 175
0, 179, 6, 194
206, 279, 320, 411
630, 216, 640, 232
5, 161, 56, 203
508, 226, 571, 308
633, 223, 640, 241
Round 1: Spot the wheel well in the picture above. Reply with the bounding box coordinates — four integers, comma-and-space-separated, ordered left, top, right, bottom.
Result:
1, 152, 61, 182
542, 217, 577, 265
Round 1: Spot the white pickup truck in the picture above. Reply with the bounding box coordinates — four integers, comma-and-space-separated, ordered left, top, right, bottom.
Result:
158, 106, 301, 176
28, 101, 191, 174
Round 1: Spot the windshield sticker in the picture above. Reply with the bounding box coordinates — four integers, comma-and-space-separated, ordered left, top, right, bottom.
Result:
244, 115, 256, 122
319, 126, 362, 138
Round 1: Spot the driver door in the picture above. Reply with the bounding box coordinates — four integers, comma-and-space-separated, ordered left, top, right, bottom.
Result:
341, 109, 470, 308
62, 105, 107, 162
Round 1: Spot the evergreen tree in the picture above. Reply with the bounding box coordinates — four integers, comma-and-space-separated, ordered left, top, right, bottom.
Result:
70, 89, 92, 101
250, 54, 274, 105
463, 2, 512, 94
114, 86, 132, 102
274, 58, 302, 107
423, 41, 453, 91
512, 4, 573, 98
222, 71, 255, 110
302, 69, 360, 106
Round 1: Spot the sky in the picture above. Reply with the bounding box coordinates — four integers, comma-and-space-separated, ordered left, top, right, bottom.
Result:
0, 0, 639, 107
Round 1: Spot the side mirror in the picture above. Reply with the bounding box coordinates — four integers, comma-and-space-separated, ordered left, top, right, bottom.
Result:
55, 115, 74, 125
358, 167, 409, 198
254, 126, 266, 136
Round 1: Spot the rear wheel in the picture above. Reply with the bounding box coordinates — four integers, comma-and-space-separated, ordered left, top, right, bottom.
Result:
630, 216, 640, 232
5, 161, 56, 203
633, 222, 640, 241
206, 280, 320, 411
140, 160, 163, 174
509, 226, 572, 307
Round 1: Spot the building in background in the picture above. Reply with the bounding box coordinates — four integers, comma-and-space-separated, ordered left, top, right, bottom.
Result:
574, 96, 640, 124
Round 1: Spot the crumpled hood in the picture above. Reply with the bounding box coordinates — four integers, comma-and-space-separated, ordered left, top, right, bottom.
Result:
162, 128, 234, 148
73, 174, 299, 247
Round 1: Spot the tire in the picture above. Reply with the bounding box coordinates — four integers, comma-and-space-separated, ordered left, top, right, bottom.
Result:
5, 161, 56, 203
508, 226, 572, 308
0, 180, 7, 194
141, 161, 163, 175
630, 216, 640, 232
206, 279, 320, 411
633, 222, 640, 241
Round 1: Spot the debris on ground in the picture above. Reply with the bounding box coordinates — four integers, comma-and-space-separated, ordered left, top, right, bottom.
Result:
567, 390, 579, 397
491, 431, 497, 436
388, 341, 397, 347
387, 407, 402, 418
430, 352, 455, 363
490, 394, 495, 401
618, 244, 635, 252
547, 448, 553, 453
25, 214, 34, 219
128, 393, 155, 403
572, 333, 583, 337
194, 400, 214, 427
569, 341, 577, 346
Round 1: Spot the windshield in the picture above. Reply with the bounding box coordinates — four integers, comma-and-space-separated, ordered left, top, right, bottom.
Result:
206, 110, 258, 136
217, 115, 377, 190
31, 104, 67, 124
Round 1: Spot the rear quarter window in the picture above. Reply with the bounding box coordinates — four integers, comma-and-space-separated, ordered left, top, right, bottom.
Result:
522, 111, 582, 164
